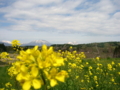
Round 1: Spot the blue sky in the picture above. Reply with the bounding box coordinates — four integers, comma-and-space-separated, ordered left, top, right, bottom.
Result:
0, 0, 120, 44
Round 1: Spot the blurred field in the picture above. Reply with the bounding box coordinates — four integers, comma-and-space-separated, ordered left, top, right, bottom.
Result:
0, 57, 120, 90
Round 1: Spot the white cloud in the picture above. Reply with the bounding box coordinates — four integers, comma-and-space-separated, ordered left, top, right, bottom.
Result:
25, 0, 62, 5
12, 1, 35, 9
0, 0, 120, 36
91, 0, 116, 13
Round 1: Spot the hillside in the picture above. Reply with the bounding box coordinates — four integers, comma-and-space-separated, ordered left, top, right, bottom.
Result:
51, 41, 120, 58
1, 41, 120, 59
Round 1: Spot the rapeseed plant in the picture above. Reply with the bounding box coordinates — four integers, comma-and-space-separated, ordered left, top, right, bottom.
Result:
8, 43, 68, 90
96, 57, 100, 61
0, 52, 9, 58
107, 64, 112, 70
11, 40, 21, 47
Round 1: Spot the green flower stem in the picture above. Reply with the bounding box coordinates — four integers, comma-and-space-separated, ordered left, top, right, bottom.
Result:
40, 69, 48, 90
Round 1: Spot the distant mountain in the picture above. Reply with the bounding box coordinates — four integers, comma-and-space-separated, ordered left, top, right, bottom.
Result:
0, 40, 11, 46
22, 40, 52, 46
0, 40, 52, 46
66, 41, 78, 45
1, 40, 11, 44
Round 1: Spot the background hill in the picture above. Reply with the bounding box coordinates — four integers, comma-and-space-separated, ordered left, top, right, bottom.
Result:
51, 41, 120, 58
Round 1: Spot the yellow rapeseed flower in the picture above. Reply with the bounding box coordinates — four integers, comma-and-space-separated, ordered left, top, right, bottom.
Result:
11, 40, 21, 47
69, 46, 72, 49
89, 71, 93, 75
22, 78, 42, 90
81, 79, 84, 82
94, 76, 97, 81
111, 77, 115, 82
68, 69, 71, 72
0, 52, 9, 58
46, 68, 68, 87
111, 61, 115, 65
5, 82, 12, 88
15, 66, 42, 90
89, 66, 93, 70
118, 63, 120, 66
86, 62, 89, 65
118, 72, 120, 75
75, 76, 79, 79
107, 64, 112, 70
96, 57, 100, 60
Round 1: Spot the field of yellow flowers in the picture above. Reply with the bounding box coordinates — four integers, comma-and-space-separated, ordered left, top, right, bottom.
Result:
0, 40, 120, 90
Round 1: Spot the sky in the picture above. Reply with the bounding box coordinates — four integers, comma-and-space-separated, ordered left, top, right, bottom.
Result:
0, 0, 120, 44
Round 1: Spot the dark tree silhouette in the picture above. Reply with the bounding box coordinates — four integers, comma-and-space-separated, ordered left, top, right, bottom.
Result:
0, 43, 7, 52
113, 45, 120, 58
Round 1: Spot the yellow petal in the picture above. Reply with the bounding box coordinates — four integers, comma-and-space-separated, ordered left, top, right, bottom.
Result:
33, 46, 38, 50
42, 45, 47, 51
28, 55, 35, 61
50, 79, 57, 87
55, 75, 65, 82
32, 79, 41, 89
55, 70, 68, 82
20, 51, 26, 56
26, 49, 31, 54
50, 68, 58, 75
37, 58, 43, 69
16, 73, 22, 81
20, 65, 27, 72
31, 66, 39, 77
48, 47, 53, 54
43, 59, 51, 68
22, 73, 31, 81
56, 58, 64, 66
22, 81, 31, 90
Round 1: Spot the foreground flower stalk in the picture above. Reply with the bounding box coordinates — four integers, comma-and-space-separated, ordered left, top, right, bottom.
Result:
8, 43, 68, 90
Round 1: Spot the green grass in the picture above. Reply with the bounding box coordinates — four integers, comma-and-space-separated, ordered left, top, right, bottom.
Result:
0, 65, 21, 90
0, 60, 7, 65
0, 66, 11, 87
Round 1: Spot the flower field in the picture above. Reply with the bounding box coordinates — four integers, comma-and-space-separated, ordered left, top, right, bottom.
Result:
0, 40, 120, 90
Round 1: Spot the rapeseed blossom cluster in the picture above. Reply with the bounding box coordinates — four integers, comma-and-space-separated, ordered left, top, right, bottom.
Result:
5, 82, 12, 88
0, 52, 9, 59
11, 40, 23, 51
8, 44, 68, 90
0, 52, 12, 62
11, 40, 21, 47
